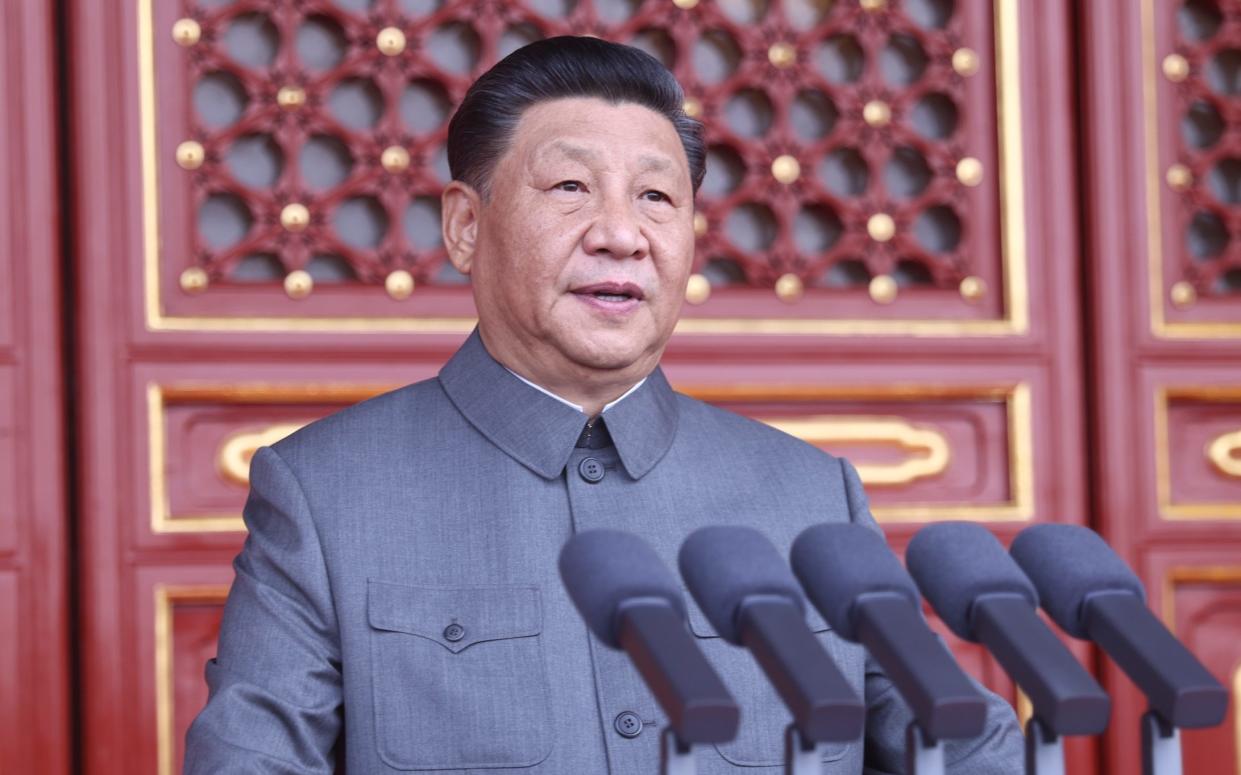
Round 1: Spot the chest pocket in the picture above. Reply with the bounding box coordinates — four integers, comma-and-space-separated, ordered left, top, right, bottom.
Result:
367, 580, 553, 771
686, 599, 858, 768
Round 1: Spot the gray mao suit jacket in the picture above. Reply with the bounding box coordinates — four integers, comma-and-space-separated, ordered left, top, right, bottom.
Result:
185, 330, 1022, 773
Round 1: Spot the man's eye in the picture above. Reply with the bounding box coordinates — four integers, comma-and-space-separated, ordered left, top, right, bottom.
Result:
642, 190, 670, 203
554, 180, 584, 192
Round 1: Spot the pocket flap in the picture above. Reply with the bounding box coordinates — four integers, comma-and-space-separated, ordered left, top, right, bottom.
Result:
367, 580, 542, 654
686, 592, 832, 638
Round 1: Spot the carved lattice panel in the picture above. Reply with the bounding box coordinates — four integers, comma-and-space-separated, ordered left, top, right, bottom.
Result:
1151, 0, 1241, 336
144, 0, 1020, 332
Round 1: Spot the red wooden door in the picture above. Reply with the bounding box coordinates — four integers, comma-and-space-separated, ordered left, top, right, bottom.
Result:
57, 1, 1141, 773
0, 2, 71, 772
1081, 0, 1241, 771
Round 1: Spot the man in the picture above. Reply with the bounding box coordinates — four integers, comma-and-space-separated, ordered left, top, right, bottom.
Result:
185, 36, 1022, 773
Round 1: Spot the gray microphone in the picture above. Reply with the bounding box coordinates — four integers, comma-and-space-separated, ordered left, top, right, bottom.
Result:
791, 522, 986, 775
907, 522, 1110, 775
678, 525, 865, 762
1010, 524, 1227, 775
559, 528, 739, 771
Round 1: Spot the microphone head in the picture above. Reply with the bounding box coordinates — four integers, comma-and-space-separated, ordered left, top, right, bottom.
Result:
558, 529, 687, 649
1009, 524, 1145, 639
790, 523, 920, 641
677, 525, 805, 644
906, 522, 1038, 642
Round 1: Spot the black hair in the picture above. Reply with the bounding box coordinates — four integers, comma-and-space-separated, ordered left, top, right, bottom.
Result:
446, 36, 706, 199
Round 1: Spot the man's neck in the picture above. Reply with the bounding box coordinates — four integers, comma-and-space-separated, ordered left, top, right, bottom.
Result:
477, 330, 649, 417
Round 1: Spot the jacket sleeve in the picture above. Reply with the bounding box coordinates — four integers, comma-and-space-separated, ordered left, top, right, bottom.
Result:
839, 457, 1025, 774
184, 445, 343, 774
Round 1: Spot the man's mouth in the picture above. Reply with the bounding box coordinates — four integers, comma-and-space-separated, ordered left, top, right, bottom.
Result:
572, 282, 645, 303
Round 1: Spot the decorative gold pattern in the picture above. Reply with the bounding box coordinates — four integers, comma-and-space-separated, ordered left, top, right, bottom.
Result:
380, 145, 410, 173
869, 274, 897, 304
139, 0, 1029, 336
768, 42, 796, 69
376, 26, 406, 56
867, 212, 895, 242
217, 423, 305, 485
693, 211, 708, 237
171, 18, 200, 47
1142, 0, 1241, 338
1162, 53, 1189, 82
685, 273, 711, 305
859, 0, 886, 11
155, 585, 230, 775
953, 47, 980, 77
764, 416, 951, 485
1170, 281, 1197, 308
862, 100, 891, 127
956, 156, 983, 186
179, 267, 208, 294
174, 140, 204, 170
1154, 387, 1241, 519
775, 273, 804, 302
683, 383, 1036, 521
148, 383, 394, 533
283, 269, 313, 299
1208, 429, 1241, 478
276, 85, 305, 110
682, 97, 702, 118
959, 276, 986, 302
771, 154, 801, 184
673, 0, 699, 8
1165, 163, 1193, 191
385, 269, 415, 300
280, 203, 309, 232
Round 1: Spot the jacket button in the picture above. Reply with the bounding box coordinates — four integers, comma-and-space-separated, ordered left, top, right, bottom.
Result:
614, 711, 643, 739
578, 457, 605, 483
443, 623, 465, 642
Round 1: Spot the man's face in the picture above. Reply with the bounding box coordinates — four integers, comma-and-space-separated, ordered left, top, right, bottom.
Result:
447, 97, 696, 387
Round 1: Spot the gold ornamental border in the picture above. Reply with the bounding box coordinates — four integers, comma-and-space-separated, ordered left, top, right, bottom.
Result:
682, 382, 1035, 522
154, 583, 230, 775
1142, 0, 1241, 339
1159, 566, 1241, 775
1153, 386, 1241, 520
138, 0, 1029, 336
149, 381, 1034, 533
148, 383, 391, 533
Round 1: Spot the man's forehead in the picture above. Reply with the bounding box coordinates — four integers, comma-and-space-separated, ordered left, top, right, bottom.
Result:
535, 139, 675, 172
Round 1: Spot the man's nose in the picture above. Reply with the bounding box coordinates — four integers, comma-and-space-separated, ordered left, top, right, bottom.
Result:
581, 193, 650, 260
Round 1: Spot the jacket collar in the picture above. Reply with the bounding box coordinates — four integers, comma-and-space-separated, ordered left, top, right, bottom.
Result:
438, 329, 679, 481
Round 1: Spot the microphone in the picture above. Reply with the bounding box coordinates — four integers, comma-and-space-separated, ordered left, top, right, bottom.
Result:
1009, 524, 1227, 729
905, 522, 1109, 736
558, 529, 740, 749
677, 525, 865, 750
790, 523, 987, 742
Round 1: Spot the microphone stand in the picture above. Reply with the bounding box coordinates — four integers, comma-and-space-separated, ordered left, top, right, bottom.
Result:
905, 723, 945, 775
1141, 710, 1182, 775
1025, 717, 1064, 775
660, 729, 696, 775
783, 724, 830, 775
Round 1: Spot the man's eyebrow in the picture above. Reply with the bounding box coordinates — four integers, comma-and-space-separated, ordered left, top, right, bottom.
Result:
636, 154, 673, 173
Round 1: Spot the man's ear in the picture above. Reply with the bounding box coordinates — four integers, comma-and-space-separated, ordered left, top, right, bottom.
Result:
442, 181, 481, 275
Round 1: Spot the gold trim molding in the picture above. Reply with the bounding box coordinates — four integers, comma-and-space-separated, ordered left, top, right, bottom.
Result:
148, 383, 394, 533
217, 422, 306, 486
1142, 0, 1241, 339
139, 0, 1028, 336
763, 415, 951, 486
154, 584, 229, 775
1154, 387, 1241, 519
1207, 429, 1241, 479
685, 383, 1035, 522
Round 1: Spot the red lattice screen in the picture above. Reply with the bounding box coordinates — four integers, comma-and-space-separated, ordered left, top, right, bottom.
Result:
148, 0, 1012, 329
